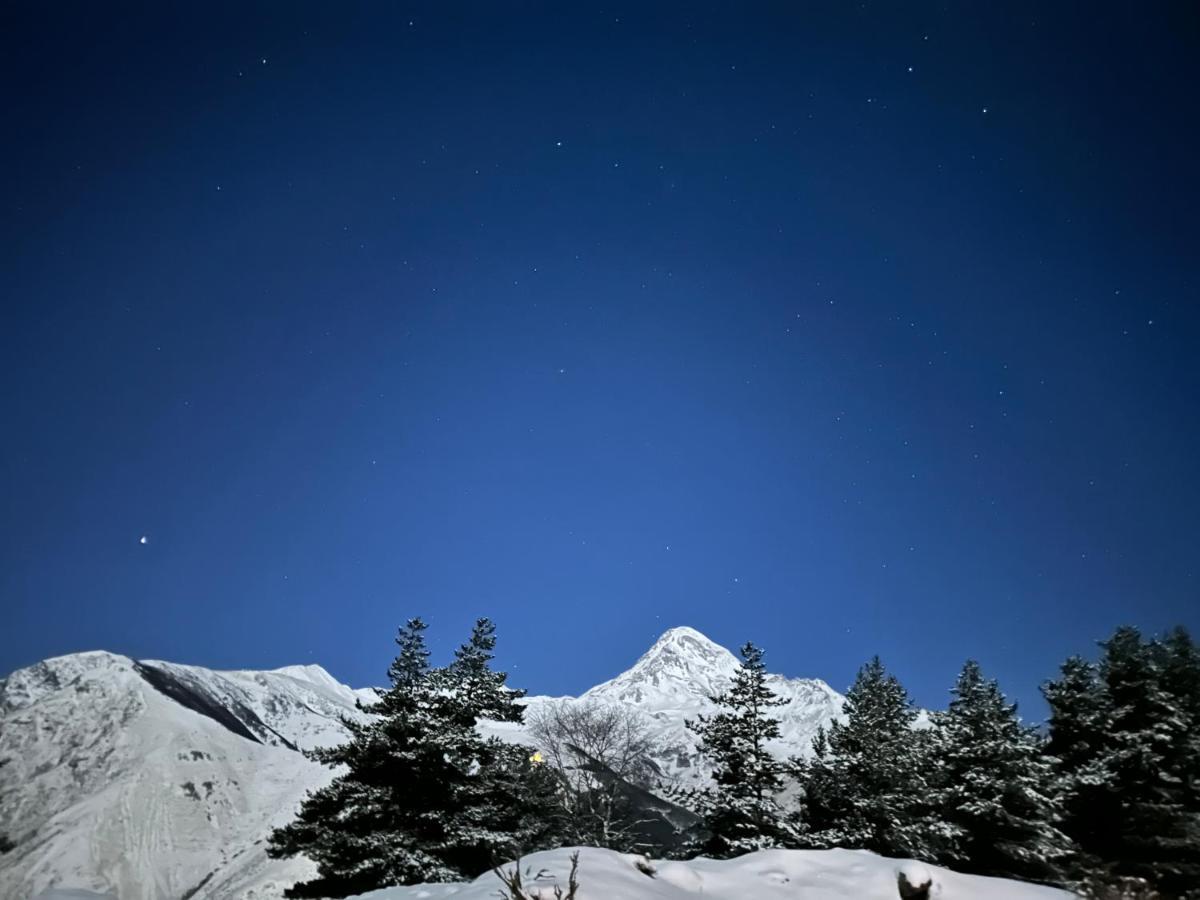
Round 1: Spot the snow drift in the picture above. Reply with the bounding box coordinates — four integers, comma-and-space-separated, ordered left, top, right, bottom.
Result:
347, 846, 1074, 900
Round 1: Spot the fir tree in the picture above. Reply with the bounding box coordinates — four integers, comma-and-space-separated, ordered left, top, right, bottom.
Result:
932, 660, 1072, 885
1158, 627, 1200, 787
798, 656, 944, 859
447, 617, 525, 724
1042, 653, 1113, 884
431, 618, 563, 878
1098, 627, 1200, 894
268, 618, 560, 898
1044, 626, 1200, 896
385, 615, 431, 690
268, 618, 459, 896
684, 642, 800, 857
1155, 627, 1200, 894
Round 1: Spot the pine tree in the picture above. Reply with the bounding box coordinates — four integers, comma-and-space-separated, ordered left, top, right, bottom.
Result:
798, 656, 944, 859
932, 660, 1072, 885
684, 642, 800, 857
267, 618, 561, 898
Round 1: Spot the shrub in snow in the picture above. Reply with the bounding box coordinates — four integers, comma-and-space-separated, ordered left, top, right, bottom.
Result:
1077, 876, 1163, 900
896, 861, 936, 898
494, 850, 580, 900
631, 856, 656, 877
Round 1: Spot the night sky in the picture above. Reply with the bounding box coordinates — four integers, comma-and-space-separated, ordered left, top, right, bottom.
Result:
3, 3, 1198, 716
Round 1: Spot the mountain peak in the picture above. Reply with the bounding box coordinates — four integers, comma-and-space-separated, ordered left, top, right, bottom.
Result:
582, 626, 740, 708
644, 626, 737, 666
1, 650, 137, 712
651, 624, 722, 646
270, 663, 342, 691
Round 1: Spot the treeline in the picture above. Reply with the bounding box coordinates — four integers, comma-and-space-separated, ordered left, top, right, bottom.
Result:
268, 620, 1200, 900
684, 626, 1200, 899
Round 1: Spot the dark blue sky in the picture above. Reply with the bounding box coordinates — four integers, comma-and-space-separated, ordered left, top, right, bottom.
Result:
2, 3, 1197, 716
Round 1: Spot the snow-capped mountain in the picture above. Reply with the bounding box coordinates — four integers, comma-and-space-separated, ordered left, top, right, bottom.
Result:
576, 626, 845, 785
0, 651, 381, 900
0, 628, 844, 900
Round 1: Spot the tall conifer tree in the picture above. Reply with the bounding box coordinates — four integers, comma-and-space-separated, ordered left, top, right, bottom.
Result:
798, 657, 944, 859
267, 618, 560, 898
432, 618, 562, 878
1044, 626, 1200, 895
932, 660, 1072, 884
685, 642, 800, 857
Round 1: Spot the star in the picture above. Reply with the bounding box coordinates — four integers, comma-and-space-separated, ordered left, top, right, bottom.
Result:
139, 536, 148, 545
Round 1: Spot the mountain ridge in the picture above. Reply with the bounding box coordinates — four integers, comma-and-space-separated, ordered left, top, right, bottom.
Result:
0, 627, 845, 900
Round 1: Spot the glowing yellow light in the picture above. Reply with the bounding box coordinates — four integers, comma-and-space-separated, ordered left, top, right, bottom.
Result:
529, 751, 544, 765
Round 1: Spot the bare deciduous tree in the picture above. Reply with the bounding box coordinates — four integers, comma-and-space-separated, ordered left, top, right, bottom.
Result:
527, 701, 662, 850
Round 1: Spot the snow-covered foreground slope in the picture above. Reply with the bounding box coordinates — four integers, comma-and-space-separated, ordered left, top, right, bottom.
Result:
0, 628, 845, 899
348, 846, 1074, 900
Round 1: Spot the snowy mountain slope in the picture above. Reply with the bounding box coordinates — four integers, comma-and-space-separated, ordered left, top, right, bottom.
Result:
0, 651, 371, 900
348, 846, 1074, 900
137, 658, 380, 752
0, 628, 845, 899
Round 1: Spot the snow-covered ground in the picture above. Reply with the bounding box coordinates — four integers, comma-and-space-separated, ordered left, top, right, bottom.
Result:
0, 628, 848, 899
347, 846, 1074, 900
